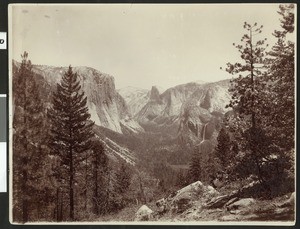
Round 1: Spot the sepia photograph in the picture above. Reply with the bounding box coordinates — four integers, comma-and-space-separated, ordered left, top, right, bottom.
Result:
9, 3, 296, 224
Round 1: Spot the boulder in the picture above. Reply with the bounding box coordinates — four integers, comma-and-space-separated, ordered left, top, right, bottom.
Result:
227, 198, 255, 211
170, 181, 218, 213
224, 197, 239, 208
175, 181, 218, 199
278, 192, 295, 208
206, 191, 239, 209
156, 198, 168, 213
171, 193, 193, 213
134, 205, 154, 221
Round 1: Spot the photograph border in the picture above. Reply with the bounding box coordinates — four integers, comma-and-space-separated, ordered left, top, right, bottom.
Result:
4, 0, 299, 227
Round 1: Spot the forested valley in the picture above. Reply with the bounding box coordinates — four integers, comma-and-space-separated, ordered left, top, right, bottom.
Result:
12, 4, 295, 223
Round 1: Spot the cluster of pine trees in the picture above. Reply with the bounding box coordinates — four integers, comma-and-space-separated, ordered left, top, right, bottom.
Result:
215, 4, 294, 196
186, 4, 295, 197
12, 55, 132, 222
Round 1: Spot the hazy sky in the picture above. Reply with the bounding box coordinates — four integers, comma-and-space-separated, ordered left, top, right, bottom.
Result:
9, 4, 293, 90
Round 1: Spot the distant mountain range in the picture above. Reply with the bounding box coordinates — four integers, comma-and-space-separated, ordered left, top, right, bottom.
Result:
13, 61, 232, 164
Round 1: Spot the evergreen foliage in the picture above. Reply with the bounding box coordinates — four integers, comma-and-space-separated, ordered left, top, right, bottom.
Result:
223, 4, 295, 194
266, 4, 295, 152
48, 66, 94, 220
175, 170, 188, 188
12, 52, 53, 222
115, 162, 131, 194
113, 162, 132, 209
215, 127, 231, 168
90, 140, 109, 215
188, 150, 201, 183
11, 4, 295, 222
223, 21, 273, 184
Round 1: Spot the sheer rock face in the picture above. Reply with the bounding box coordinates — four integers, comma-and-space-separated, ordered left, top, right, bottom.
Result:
133, 80, 230, 143
14, 62, 142, 134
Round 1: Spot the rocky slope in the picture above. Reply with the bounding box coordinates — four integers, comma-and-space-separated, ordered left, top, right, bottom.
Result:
134, 181, 295, 222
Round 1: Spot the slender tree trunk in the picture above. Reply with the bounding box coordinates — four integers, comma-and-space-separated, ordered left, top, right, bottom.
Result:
93, 151, 99, 215
53, 206, 56, 221
56, 188, 59, 221
37, 199, 41, 220
104, 171, 110, 214
22, 68, 29, 223
138, 175, 146, 204
69, 148, 74, 220
84, 152, 88, 212
250, 28, 256, 129
22, 169, 29, 223
60, 190, 63, 221
249, 28, 263, 183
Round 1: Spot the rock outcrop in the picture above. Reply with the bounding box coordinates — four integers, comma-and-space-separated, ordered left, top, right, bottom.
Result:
154, 181, 219, 215
226, 198, 255, 212
170, 181, 219, 213
149, 86, 161, 101
143, 182, 295, 222
135, 205, 154, 221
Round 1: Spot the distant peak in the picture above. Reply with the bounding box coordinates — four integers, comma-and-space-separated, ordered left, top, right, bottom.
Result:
150, 86, 161, 100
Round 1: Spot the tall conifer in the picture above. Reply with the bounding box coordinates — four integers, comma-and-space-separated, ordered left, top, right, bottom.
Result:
48, 66, 94, 220
215, 127, 231, 168
223, 22, 270, 183
13, 52, 48, 222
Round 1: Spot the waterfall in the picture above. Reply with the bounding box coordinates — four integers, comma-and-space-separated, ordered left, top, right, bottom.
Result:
201, 123, 208, 143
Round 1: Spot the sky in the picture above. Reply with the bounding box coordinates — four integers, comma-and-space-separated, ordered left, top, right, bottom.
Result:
9, 4, 294, 90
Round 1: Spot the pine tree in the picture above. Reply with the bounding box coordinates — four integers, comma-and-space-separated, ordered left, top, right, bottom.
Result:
215, 127, 231, 169
175, 170, 187, 188
224, 22, 268, 125
115, 162, 131, 195
222, 22, 271, 183
266, 4, 295, 152
91, 140, 108, 215
114, 162, 131, 209
48, 66, 94, 220
12, 52, 51, 222
188, 150, 201, 182
258, 4, 295, 193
